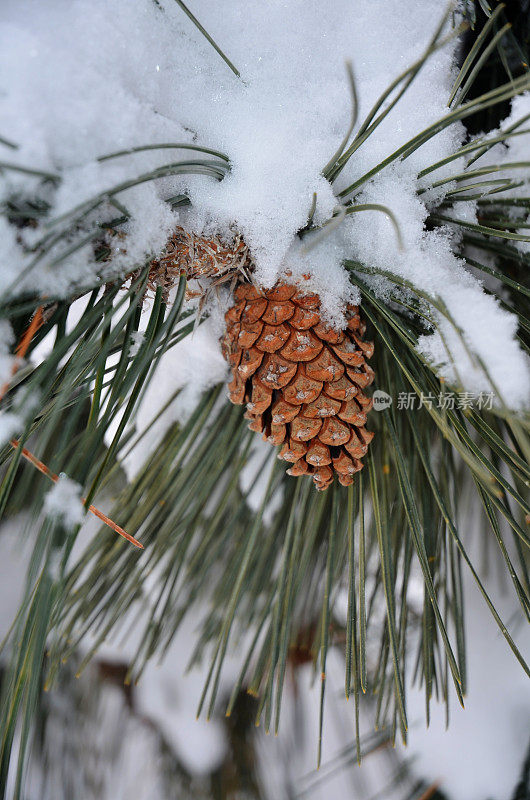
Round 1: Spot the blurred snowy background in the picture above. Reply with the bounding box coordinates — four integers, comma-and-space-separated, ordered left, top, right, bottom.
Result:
0, 503, 529, 799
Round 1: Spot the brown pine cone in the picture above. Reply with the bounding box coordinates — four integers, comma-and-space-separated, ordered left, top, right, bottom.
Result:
114, 227, 253, 302
148, 227, 252, 292
222, 282, 375, 490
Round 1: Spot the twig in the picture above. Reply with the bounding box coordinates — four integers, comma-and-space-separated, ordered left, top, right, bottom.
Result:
0, 306, 44, 400
10, 439, 143, 549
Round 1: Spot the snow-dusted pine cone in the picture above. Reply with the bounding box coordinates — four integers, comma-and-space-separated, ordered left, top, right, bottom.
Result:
222, 282, 375, 490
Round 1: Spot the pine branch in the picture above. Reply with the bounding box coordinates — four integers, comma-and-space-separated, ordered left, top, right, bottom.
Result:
0, 5, 529, 797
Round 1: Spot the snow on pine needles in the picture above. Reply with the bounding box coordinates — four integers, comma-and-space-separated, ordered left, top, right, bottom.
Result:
0, 0, 529, 408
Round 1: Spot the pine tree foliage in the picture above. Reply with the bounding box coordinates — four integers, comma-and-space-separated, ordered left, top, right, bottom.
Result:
0, 4, 529, 797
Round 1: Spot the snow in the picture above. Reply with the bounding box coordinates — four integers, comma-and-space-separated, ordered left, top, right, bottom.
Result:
1, 498, 529, 798
132, 631, 228, 776
416, 287, 524, 403
0, 410, 22, 445
237, 438, 284, 524
1, 0, 529, 406
473, 91, 530, 257
129, 329, 145, 357
402, 547, 530, 800
114, 294, 230, 480
0, 385, 42, 445
43, 474, 86, 529
0, 319, 15, 387
344, 167, 530, 408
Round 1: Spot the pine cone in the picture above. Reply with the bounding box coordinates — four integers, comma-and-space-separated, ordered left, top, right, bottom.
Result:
222, 282, 375, 490
148, 227, 252, 291
115, 227, 253, 302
